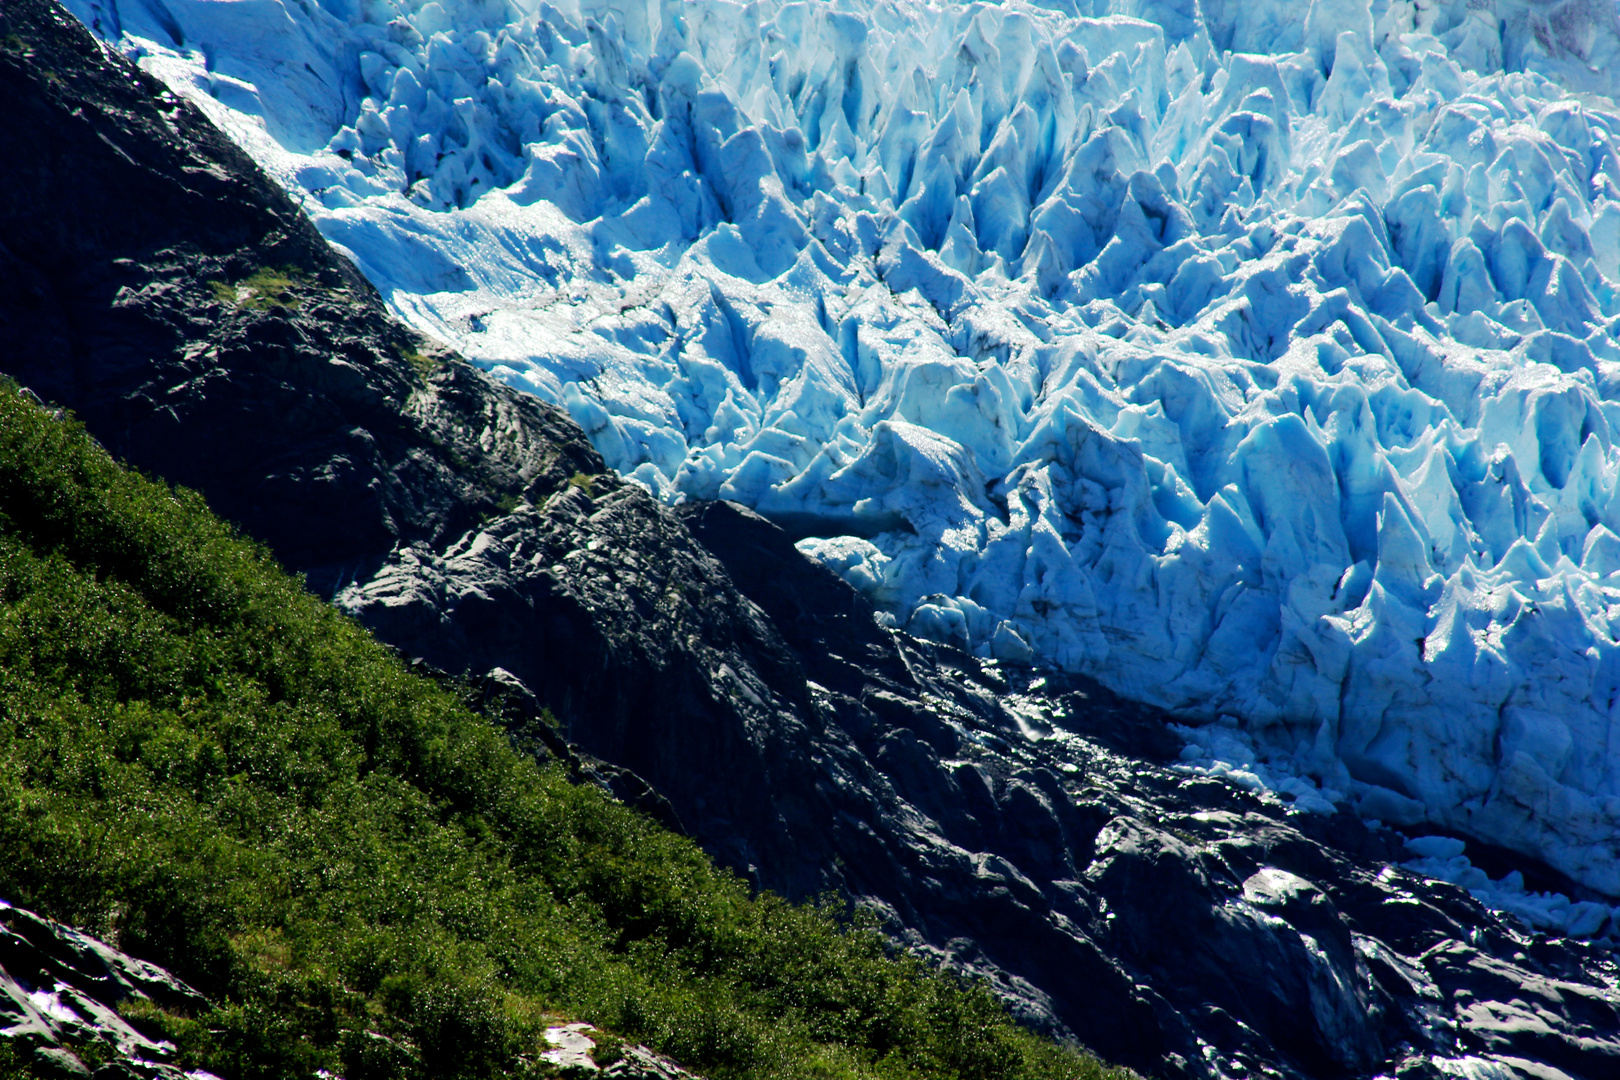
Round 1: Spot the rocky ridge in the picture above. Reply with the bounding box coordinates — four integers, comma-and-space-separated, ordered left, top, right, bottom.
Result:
0, 900, 213, 1080
0, 0, 599, 595
2, 2, 1619, 1079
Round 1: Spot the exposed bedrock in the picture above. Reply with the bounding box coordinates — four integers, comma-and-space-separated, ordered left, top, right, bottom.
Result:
0, 900, 215, 1080
3, 3, 1619, 1079
0, 0, 598, 596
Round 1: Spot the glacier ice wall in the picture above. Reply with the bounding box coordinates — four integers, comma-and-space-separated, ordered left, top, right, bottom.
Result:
68, 0, 1620, 894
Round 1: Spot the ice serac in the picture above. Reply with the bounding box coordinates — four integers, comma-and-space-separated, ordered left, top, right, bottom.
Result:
65, 0, 1620, 895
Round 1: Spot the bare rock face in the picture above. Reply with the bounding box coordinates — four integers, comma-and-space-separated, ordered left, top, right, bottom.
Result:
4, 4, 1620, 1080
0, 901, 213, 1079
0, 0, 599, 595
670, 502, 1620, 1080
336, 480, 838, 897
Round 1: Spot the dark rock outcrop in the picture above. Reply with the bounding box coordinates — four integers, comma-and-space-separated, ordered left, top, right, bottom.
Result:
0, 0, 598, 595
0, 900, 212, 1079
341, 493, 1620, 1079
676, 503, 1620, 1080
345, 479, 832, 887
4, 4, 1620, 1079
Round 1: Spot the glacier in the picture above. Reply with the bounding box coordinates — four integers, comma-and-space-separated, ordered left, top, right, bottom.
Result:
64, 0, 1620, 899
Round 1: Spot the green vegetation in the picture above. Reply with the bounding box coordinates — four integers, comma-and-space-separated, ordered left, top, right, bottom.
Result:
401, 343, 444, 380
208, 266, 308, 311
0, 383, 1134, 1080
566, 471, 599, 496
475, 489, 525, 527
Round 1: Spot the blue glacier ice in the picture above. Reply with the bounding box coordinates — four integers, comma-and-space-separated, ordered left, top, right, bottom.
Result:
66, 0, 1620, 901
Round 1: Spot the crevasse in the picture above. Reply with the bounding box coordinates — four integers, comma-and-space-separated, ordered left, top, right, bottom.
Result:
68, 0, 1620, 895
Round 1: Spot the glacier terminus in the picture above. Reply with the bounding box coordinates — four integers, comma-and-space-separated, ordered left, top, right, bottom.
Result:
64, 0, 1620, 916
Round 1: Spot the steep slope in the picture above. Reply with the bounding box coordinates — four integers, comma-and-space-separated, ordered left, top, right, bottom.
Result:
5, 3, 1620, 1080
0, 382, 1117, 1080
62, 0, 1620, 899
0, 0, 599, 595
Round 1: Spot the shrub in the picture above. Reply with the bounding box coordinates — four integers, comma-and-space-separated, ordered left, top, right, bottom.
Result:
207, 266, 307, 310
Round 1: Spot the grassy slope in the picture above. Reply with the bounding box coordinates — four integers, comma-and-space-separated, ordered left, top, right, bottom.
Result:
0, 384, 1133, 1080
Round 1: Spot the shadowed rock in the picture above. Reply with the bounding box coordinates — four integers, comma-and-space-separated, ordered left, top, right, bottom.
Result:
0, 900, 213, 1079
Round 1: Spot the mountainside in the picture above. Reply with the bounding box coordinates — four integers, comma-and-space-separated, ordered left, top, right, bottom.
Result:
0, 376, 1110, 1080
5, 2, 1620, 1080
60, 0, 1620, 902
0, 0, 599, 595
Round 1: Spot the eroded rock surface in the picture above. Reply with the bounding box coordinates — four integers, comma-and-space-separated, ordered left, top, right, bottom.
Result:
0, 901, 214, 1079
340, 479, 835, 892
673, 502, 1620, 1080
0, 0, 598, 595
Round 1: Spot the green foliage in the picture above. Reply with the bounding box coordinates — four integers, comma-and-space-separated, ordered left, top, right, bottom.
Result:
207, 266, 307, 311
0, 1039, 38, 1079
401, 344, 443, 380
590, 1030, 627, 1068
0, 383, 1136, 1080
567, 472, 599, 496
479, 491, 524, 525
